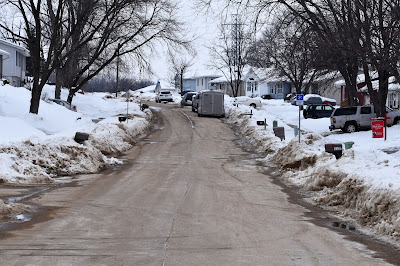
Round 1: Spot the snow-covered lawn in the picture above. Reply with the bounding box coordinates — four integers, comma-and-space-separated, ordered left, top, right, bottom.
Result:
0, 84, 153, 221
225, 96, 400, 245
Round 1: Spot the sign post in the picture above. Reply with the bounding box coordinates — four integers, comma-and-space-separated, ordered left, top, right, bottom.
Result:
296, 94, 304, 143
372, 120, 384, 138
371, 114, 390, 141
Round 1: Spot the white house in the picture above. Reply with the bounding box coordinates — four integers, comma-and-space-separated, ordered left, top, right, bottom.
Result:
211, 66, 292, 98
0, 39, 30, 87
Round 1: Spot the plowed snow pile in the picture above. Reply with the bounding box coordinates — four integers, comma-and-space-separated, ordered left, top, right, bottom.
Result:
225, 97, 400, 245
0, 84, 153, 219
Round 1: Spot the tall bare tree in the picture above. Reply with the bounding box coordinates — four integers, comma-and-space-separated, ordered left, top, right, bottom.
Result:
167, 50, 196, 95
0, 0, 189, 113
250, 13, 319, 94
209, 14, 251, 97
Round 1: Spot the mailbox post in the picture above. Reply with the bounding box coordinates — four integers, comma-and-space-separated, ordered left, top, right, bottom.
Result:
296, 94, 304, 143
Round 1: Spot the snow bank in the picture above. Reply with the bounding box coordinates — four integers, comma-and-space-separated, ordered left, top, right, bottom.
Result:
225, 98, 400, 244
0, 84, 154, 220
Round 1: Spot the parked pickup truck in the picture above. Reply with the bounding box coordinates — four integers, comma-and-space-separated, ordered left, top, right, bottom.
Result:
329, 105, 400, 133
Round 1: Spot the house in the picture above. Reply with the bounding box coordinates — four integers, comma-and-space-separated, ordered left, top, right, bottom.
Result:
182, 72, 221, 92
0, 39, 29, 87
211, 66, 292, 99
359, 76, 400, 109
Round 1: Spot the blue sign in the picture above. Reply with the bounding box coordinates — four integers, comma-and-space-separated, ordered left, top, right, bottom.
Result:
296, 94, 304, 106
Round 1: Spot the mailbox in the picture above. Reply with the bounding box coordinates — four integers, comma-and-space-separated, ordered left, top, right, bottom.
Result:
118, 116, 127, 122
257, 121, 265, 126
273, 127, 285, 141
324, 143, 343, 159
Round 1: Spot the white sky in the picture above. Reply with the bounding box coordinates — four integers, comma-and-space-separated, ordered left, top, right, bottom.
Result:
148, 1, 223, 82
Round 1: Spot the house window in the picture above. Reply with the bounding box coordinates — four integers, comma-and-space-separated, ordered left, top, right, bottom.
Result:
201, 79, 204, 86
270, 88, 274, 94
247, 82, 251, 92
16, 51, 19, 66
197, 79, 199, 86
275, 83, 282, 94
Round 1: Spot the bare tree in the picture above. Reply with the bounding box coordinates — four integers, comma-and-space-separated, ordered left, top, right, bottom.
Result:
167, 50, 196, 95
209, 14, 251, 97
250, 13, 319, 94
0, 0, 189, 113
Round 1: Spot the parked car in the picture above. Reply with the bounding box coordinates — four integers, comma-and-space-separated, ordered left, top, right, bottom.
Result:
234, 96, 262, 108
284, 93, 296, 102
181, 92, 198, 107
48, 99, 77, 112
303, 104, 335, 119
329, 105, 400, 133
261, 94, 272, 99
291, 94, 336, 106
155, 90, 173, 103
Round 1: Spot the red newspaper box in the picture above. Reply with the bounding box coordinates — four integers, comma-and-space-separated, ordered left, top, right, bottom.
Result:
372, 120, 384, 138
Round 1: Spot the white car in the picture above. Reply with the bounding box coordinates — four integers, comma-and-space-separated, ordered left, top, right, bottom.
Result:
155, 90, 173, 103
234, 96, 262, 108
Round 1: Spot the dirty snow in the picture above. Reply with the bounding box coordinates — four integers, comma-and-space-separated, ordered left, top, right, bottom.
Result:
0, 84, 153, 219
224, 96, 400, 246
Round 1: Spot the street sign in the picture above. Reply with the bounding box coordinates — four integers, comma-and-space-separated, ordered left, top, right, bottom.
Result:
372, 120, 384, 138
296, 94, 304, 106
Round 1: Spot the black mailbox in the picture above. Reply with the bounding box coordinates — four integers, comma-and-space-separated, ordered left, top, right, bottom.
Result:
74, 132, 89, 144
325, 143, 343, 159
118, 116, 127, 122
273, 127, 285, 141
257, 120, 265, 126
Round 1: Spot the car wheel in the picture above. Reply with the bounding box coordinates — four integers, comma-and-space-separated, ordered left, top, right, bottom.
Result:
344, 122, 357, 133
250, 103, 256, 108
394, 117, 400, 125
192, 107, 195, 112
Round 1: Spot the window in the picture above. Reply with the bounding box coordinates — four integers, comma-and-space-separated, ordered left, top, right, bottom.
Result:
325, 106, 334, 111
16, 51, 19, 66
315, 105, 323, 111
201, 79, 204, 86
271, 88, 274, 94
335, 107, 357, 116
275, 83, 282, 94
361, 107, 371, 114
247, 82, 251, 92
197, 79, 199, 86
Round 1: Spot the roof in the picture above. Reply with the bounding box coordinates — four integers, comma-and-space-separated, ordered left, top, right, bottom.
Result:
0, 48, 10, 56
359, 76, 400, 92
210, 66, 291, 84
0, 39, 30, 57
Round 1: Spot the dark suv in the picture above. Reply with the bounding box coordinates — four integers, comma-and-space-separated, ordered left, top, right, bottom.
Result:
303, 104, 335, 119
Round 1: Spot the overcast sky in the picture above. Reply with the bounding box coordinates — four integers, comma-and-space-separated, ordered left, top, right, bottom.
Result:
147, 1, 222, 82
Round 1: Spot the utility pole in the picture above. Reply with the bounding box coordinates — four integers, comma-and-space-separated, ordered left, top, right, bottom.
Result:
224, 14, 246, 97
116, 51, 119, 98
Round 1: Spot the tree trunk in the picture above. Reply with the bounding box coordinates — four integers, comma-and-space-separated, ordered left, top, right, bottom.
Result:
29, 79, 41, 114
377, 69, 389, 118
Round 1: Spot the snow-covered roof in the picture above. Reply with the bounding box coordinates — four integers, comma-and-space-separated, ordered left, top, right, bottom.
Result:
0, 48, 10, 56
0, 39, 30, 57
334, 72, 379, 87
359, 76, 400, 92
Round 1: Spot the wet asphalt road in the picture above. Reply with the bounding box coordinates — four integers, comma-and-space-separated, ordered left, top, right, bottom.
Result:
0, 104, 397, 265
